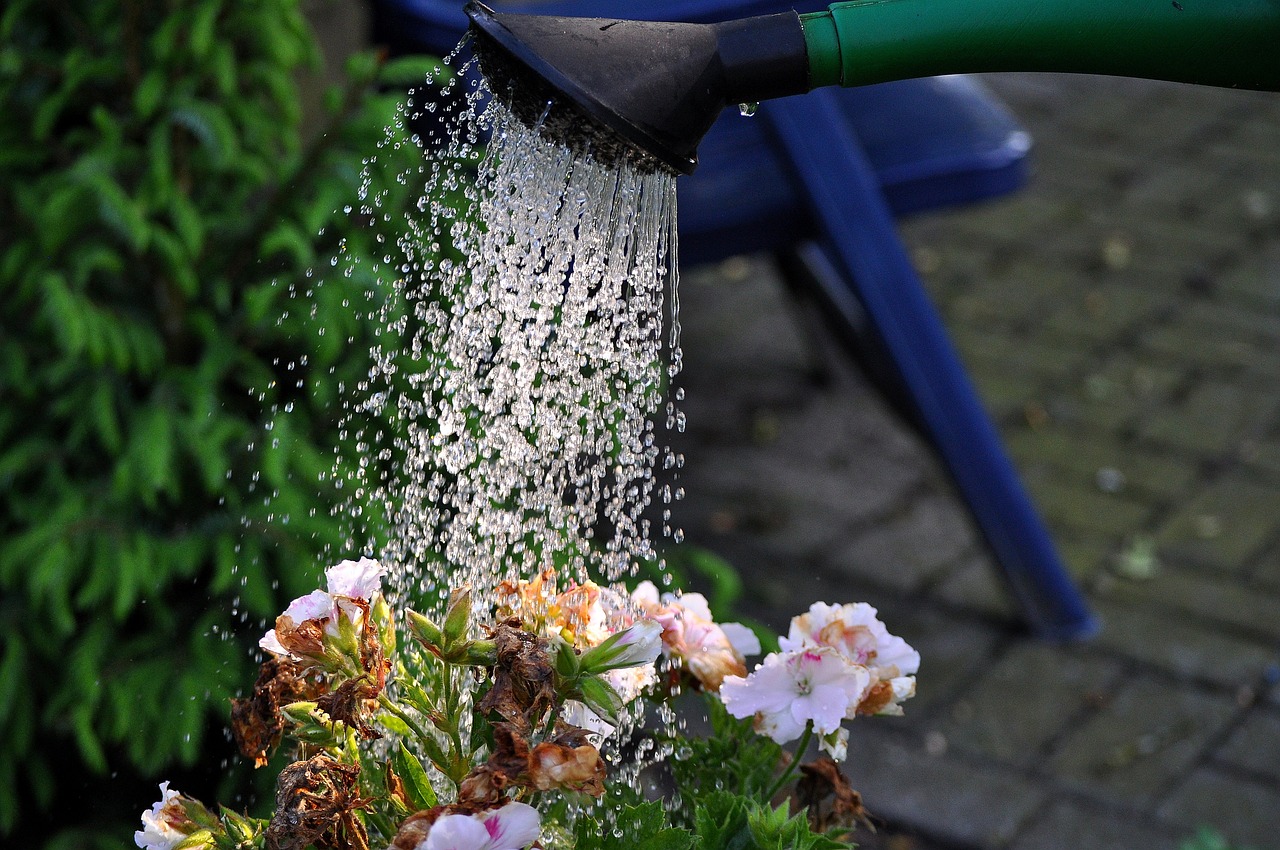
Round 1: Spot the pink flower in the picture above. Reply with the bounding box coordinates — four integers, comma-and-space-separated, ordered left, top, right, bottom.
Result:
779, 602, 919, 716
720, 647, 871, 744
260, 558, 387, 657
631, 581, 761, 691
419, 802, 541, 850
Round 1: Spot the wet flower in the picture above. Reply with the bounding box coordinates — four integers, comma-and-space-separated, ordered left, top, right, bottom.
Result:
477, 619, 557, 733
495, 570, 632, 651
260, 557, 387, 661
632, 581, 761, 691
265, 755, 367, 850
230, 656, 325, 767
134, 782, 207, 850
779, 602, 919, 716
417, 802, 541, 850
721, 647, 871, 746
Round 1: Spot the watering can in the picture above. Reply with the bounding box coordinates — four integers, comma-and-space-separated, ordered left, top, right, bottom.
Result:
465, 0, 1280, 173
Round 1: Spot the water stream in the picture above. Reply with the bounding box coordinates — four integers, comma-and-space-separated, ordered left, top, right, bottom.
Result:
329, 56, 684, 623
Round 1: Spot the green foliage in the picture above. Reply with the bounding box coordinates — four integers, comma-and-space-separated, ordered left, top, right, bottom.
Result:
0, 0, 428, 843
667, 692, 790, 803
1181, 827, 1256, 850
572, 801, 697, 850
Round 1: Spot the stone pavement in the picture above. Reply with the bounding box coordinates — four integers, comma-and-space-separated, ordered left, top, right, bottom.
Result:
670, 74, 1280, 850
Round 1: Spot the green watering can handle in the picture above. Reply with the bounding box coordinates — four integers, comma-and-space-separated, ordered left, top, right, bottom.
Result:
802, 0, 1280, 91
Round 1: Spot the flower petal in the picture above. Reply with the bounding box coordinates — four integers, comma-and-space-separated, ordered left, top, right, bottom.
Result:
424, 814, 491, 850
720, 622, 761, 658
480, 802, 541, 850
325, 557, 386, 601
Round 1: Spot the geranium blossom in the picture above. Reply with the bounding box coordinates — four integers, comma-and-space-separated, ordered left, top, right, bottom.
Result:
419, 802, 541, 850
720, 647, 871, 745
632, 581, 761, 691
779, 602, 919, 716
134, 782, 196, 850
260, 557, 387, 657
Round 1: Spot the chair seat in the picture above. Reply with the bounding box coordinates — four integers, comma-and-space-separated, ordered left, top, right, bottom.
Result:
679, 76, 1030, 265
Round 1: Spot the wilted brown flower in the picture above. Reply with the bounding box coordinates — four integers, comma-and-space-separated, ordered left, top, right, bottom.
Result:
456, 723, 531, 805
269, 613, 329, 661
477, 619, 556, 733
231, 657, 325, 768
527, 725, 606, 796
455, 721, 606, 805
795, 756, 875, 835
315, 674, 382, 741
265, 755, 368, 850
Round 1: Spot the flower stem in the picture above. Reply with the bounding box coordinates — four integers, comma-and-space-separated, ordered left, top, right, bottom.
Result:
764, 724, 813, 801
377, 693, 433, 747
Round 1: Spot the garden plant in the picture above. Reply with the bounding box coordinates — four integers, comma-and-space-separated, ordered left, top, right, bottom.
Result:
0, 0, 438, 844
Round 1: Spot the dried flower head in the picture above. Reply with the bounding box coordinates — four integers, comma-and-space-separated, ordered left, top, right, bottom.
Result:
477, 619, 556, 732
231, 657, 325, 768
265, 755, 368, 850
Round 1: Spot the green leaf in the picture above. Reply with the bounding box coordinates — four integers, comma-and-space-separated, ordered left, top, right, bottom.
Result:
575, 803, 696, 850
391, 742, 438, 811
134, 71, 167, 119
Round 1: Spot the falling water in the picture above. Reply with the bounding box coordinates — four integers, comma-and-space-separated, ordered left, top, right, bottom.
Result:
331, 55, 684, 614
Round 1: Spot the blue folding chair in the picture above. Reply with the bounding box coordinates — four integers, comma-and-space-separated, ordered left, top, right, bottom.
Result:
373, 0, 1099, 640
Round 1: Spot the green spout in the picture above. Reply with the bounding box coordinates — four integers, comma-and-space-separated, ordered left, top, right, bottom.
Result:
802, 0, 1280, 91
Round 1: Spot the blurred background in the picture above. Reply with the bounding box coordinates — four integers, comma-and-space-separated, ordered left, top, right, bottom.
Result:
4, 1, 1280, 848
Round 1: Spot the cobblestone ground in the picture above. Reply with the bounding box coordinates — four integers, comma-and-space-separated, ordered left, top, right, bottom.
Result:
672, 74, 1280, 850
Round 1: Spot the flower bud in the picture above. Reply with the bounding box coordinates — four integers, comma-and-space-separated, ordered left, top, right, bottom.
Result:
460, 638, 497, 666
578, 620, 662, 674
280, 701, 321, 725
442, 585, 473, 646
406, 609, 443, 650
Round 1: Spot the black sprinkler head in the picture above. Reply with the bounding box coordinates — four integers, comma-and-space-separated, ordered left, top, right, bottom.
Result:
464, 1, 811, 175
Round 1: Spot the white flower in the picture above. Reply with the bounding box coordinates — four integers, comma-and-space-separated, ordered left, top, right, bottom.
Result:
260, 558, 387, 657
819, 727, 849, 761
631, 581, 761, 691
134, 782, 191, 850
419, 802, 541, 850
326, 557, 386, 601
779, 602, 919, 716
720, 647, 871, 743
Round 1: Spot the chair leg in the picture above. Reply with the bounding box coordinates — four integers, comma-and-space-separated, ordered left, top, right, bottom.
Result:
763, 91, 1098, 641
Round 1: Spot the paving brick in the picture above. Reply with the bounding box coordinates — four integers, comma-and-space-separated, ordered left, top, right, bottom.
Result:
826, 495, 980, 593
1154, 475, 1280, 572
842, 726, 1047, 848
1212, 706, 1280, 781
1009, 800, 1181, 850
1047, 675, 1239, 808
1156, 767, 1280, 850
1025, 477, 1154, 539
1091, 598, 1279, 688
1095, 566, 1280, 642
864, 601, 1007, 719
1050, 353, 1185, 433
939, 643, 1124, 767
1215, 240, 1280, 310
1005, 425, 1197, 502
1138, 381, 1280, 457
931, 554, 1022, 622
